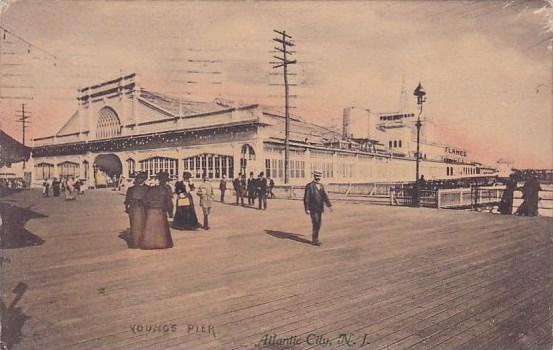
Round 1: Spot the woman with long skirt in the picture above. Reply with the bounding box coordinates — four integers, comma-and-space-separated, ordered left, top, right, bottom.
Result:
139, 171, 174, 249
52, 178, 61, 197
65, 176, 77, 200
172, 171, 201, 230
124, 172, 148, 248
515, 175, 542, 217
498, 174, 517, 215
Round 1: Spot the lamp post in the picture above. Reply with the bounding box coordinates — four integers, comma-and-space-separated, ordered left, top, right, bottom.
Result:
413, 82, 426, 207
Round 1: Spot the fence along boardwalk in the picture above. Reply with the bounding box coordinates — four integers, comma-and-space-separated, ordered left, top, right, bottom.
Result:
1, 189, 551, 350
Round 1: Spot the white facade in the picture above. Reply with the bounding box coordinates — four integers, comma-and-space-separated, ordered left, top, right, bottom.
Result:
30, 74, 493, 188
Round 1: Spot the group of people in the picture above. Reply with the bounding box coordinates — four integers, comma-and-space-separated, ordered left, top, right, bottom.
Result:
124, 171, 214, 250
0, 178, 26, 192
123, 169, 333, 249
42, 176, 81, 200
499, 174, 542, 217
231, 172, 275, 210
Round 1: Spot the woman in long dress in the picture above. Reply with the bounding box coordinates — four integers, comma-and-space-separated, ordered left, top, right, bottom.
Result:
498, 175, 516, 215
65, 176, 77, 200
52, 178, 61, 197
515, 175, 542, 217
172, 172, 201, 230
139, 171, 174, 249
124, 172, 148, 248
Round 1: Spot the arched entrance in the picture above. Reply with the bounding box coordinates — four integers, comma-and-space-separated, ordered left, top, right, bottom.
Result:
93, 154, 122, 188
240, 144, 255, 175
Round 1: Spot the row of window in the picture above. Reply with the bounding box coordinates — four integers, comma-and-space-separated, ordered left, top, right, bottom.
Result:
35, 162, 83, 180
389, 140, 403, 148
184, 154, 234, 179
311, 161, 334, 179
265, 159, 305, 179
130, 155, 235, 179
139, 157, 179, 178
36, 156, 482, 182
446, 166, 479, 177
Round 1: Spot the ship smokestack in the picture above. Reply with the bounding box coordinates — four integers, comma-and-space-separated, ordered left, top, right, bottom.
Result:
343, 107, 351, 139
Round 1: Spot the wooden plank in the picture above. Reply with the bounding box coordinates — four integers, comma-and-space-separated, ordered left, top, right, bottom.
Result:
1, 189, 551, 350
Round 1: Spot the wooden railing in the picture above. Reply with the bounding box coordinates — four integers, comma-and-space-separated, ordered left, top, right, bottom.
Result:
272, 183, 553, 216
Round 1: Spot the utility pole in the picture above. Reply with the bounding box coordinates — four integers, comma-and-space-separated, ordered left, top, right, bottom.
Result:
272, 29, 296, 184
16, 103, 31, 168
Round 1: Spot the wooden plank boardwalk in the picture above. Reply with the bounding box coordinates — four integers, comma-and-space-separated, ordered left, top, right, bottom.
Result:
1, 189, 551, 350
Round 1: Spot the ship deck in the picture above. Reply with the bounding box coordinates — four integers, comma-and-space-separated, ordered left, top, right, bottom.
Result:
1, 189, 551, 350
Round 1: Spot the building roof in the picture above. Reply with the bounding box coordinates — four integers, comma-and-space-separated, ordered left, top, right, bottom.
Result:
0, 129, 30, 166
138, 90, 232, 117
261, 112, 342, 144
56, 110, 81, 136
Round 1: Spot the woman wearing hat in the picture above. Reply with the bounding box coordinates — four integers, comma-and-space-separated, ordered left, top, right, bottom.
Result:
139, 171, 174, 249
124, 172, 148, 248
172, 171, 201, 230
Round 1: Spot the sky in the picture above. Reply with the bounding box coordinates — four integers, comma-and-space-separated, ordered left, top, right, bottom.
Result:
0, 0, 551, 169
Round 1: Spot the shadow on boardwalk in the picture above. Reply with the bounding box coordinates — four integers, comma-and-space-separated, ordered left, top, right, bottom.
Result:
118, 229, 132, 248
0, 202, 46, 249
0, 282, 31, 350
264, 230, 313, 245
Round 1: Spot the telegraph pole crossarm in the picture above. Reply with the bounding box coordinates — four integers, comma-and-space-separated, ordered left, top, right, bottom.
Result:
272, 29, 297, 184
16, 103, 31, 169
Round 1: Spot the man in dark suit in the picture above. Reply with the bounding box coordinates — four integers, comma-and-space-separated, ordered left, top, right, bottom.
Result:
247, 172, 256, 205
257, 172, 268, 210
233, 173, 244, 206
304, 171, 332, 246
219, 174, 227, 202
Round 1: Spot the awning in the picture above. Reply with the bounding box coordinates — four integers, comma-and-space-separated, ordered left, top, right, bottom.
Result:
0, 129, 30, 167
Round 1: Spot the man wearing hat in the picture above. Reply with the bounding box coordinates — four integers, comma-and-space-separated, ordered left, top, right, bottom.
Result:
256, 172, 268, 210
124, 172, 149, 248
304, 170, 332, 246
197, 174, 214, 230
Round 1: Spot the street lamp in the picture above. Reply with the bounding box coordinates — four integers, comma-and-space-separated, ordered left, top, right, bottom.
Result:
413, 82, 426, 207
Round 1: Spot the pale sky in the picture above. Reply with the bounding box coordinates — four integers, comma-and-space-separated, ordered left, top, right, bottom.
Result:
0, 0, 551, 169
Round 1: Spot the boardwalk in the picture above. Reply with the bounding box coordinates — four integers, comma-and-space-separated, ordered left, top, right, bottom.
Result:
1, 189, 552, 350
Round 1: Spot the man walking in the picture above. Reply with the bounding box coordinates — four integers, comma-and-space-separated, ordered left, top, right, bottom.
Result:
219, 174, 227, 202
197, 175, 214, 230
268, 175, 275, 198
304, 171, 332, 246
233, 173, 245, 206
257, 172, 268, 210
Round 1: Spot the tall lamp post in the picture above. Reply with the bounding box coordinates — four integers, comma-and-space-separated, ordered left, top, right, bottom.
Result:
413, 82, 426, 207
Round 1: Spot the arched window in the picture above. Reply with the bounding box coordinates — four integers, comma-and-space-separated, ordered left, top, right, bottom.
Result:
240, 144, 256, 160
35, 163, 54, 180
58, 161, 80, 178
240, 144, 255, 175
96, 107, 121, 139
